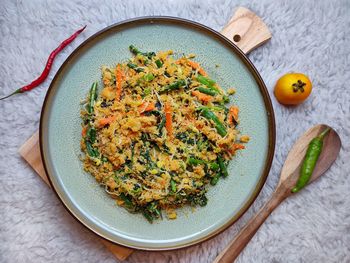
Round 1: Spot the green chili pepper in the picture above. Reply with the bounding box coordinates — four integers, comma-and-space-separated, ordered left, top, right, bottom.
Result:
127, 62, 144, 72
155, 59, 163, 68
200, 108, 227, 137
197, 87, 218, 96
218, 156, 228, 177
292, 128, 330, 193
160, 79, 186, 93
88, 82, 98, 114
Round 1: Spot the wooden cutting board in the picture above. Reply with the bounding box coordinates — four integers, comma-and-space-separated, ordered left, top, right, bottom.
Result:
19, 131, 134, 261
18, 7, 271, 260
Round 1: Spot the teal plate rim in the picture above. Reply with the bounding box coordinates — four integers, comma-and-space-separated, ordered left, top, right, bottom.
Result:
39, 16, 276, 251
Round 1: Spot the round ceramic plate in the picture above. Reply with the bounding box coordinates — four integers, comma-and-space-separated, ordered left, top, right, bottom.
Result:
40, 17, 275, 250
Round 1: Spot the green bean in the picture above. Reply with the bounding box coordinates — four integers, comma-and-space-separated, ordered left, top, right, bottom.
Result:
210, 163, 220, 171
188, 157, 205, 166
143, 202, 162, 222
85, 141, 99, 157
127, 62, 144, 72
200, 108, 227, 137
120, 193, 134, 210
160, 79, 186, 93
196, 195, 208, 206
129, 45, 156, 59
292, 128, 330, 193
170, 179, 177, 192
155, 59, 163, 68
223, 95, 230, 103
154, 208, 162, 219
197, 75, 219, 93
129, 45, 140, 55
88, 82, 98, 114
142, 210, 154, 223
197, 105, 227, 112
86, 127, 96, 143
197, 87, 218, 96
145, 110, 161, 117
218, 156, 228, 177
85, 126, 99, 158
158, 115, 166, 136
129, 142, 135, 168
210, 174, 220, 185
197, 74, 216, 86
188, 157, 219, 171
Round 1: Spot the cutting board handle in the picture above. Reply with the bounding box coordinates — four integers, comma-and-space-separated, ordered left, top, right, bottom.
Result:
221, 7, 271, 54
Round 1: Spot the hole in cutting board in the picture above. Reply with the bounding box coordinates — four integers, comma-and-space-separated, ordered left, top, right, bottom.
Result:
233, 34, 241, 42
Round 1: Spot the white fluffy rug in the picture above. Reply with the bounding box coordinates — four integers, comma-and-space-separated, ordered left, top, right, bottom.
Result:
0, 0, 349, 262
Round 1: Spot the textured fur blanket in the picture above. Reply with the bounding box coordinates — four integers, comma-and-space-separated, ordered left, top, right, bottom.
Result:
0, 0, 349, 262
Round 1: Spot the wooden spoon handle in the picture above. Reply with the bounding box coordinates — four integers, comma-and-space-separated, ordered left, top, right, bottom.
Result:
220, 7, 272, 54
213, 188, 287, 263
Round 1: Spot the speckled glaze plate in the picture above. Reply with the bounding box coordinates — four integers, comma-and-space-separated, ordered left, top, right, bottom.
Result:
40, 17, 275, 250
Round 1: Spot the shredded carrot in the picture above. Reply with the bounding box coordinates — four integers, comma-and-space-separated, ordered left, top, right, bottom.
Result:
98, 116, 116, 127
175, 58, 184, 65
187, 60, 207, 76
228, 106, 239, 124
164, 101, 173, 137
228, 144, 245, 154
191, 90, 212, 103
115, 64, 123, 101
138, 101, 156, 113
81, 126, 87, 137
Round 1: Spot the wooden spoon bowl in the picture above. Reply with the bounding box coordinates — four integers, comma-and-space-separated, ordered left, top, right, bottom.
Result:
214, 124, 341, 263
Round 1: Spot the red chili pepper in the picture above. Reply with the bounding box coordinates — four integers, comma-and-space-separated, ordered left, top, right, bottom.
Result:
0, 25, 86, 100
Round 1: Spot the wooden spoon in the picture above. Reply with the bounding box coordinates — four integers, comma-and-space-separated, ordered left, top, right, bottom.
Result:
214, 124, 341, 263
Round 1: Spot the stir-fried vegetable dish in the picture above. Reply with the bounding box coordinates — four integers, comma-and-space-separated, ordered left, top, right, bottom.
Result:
80, 45, 249, 222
